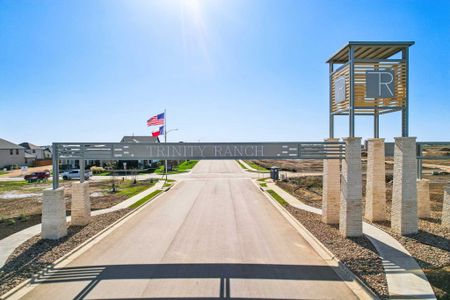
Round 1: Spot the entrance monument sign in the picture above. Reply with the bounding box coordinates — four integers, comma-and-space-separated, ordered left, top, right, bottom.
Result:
52, 141, 345, 188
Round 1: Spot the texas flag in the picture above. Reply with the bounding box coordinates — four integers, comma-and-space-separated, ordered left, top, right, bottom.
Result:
152, 126, 164, 137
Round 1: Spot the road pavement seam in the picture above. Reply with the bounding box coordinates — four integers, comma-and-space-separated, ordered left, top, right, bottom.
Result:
252, 180, 378, 300
1, 181, 177, 300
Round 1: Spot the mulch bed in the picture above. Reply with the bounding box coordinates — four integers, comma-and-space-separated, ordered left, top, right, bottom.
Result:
285, 205, 389, 299
0, 208, 131, 296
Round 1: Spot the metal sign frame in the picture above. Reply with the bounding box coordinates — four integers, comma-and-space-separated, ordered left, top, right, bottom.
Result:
51, 141, 345, 189
327, 41, 414, 138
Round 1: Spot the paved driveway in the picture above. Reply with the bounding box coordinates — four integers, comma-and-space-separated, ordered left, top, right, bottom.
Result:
18, 160, 357, 299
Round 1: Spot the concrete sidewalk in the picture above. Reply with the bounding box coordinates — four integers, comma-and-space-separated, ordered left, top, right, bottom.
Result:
0, 180, 164, 268
266, 181, 436, 300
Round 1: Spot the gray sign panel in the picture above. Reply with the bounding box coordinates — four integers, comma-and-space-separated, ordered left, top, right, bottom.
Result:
334, 76, 346, 103
366, 69, 395, 98
56, 142, 344, 161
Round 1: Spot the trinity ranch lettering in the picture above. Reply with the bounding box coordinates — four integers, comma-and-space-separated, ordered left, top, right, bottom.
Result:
146, 145, 265, 158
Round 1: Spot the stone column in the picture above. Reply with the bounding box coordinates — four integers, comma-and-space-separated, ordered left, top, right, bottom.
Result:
417, 179, 431, 219
364, 138, 386, 222
442, 185, 450, 228
322, 138, 341, 224
71, 182, 91, 226
42, 187, 67, 239
391, 137, 418, 235
340, 137, 363, 237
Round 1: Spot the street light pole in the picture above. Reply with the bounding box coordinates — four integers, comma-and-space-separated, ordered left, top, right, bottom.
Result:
164, 109, 167, 182
163, 112, 179, 182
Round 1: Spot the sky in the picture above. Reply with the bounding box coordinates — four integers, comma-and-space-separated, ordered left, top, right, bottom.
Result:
0, 0, 449, 145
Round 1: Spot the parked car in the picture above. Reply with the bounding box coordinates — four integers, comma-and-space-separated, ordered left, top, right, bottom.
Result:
24, 171, 50, 182
61, 169, 91, 180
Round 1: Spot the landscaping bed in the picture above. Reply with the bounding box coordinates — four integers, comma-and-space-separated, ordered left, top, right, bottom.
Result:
0, 179, 155, 239
275, 170, 450, 299
0, 208, 131, 296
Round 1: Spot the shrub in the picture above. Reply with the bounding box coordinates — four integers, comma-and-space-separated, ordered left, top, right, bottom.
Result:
6, 218, 16, 226
18, 214, 29, 222
90, 166, 106, 175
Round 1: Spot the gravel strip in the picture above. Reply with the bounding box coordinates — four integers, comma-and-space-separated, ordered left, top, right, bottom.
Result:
0, 208, 131, 295
285, 205, 389, 299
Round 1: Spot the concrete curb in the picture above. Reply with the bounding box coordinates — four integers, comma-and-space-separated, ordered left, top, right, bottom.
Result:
253, 180, 378, 300
1, 181, 177, 300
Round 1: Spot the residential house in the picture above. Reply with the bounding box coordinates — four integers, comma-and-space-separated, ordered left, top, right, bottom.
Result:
19, 142, 45, 159
0, 138, 25, 169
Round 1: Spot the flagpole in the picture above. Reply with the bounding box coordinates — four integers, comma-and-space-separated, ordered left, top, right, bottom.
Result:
164, 108, 167, 182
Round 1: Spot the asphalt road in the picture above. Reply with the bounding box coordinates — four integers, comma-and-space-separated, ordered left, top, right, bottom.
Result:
18, 160, 357, 299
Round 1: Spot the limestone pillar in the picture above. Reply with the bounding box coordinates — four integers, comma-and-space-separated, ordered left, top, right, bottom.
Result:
417, 179, 431, 219
442, 186, 450, 228
42, 187, 67, 239
391, 137, 418, 235
71, 182, 91, 226
322, 138, 341, 224
364, 138, 386, 222
340, 137, 363, 237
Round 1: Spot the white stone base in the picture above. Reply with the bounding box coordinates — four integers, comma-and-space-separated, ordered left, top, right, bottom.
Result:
339, 137, 363, 237
322, 138, 340, 224
442, 186, 450, 228
417, 179, 431, 219
41, 187, 67, 240
391, 137, 418, 235
71, 182, 91, 226
364, 138, 386, 222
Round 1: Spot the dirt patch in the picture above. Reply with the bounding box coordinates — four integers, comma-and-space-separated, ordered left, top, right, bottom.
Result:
277, 177, 323, 208
0, 179, 154, 239
0, 208, 131, 295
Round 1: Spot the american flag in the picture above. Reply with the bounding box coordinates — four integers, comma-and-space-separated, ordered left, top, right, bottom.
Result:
147, 113, 165, 126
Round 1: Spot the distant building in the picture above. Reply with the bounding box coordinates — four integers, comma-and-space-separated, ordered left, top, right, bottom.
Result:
0, 138, 25, 169
19, 142, 45, 159
120, 135, 160, 169
61, 136, 160, 170
120, 136, 160, 143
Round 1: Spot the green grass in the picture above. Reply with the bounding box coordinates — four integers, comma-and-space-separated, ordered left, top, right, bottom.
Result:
95, 171, 112, 176
176, 160, 198, 171
236, 160, 248, 170
129, 190, 163, 209
259, 183, 267, 188
257, 177, 269, 182
0, 170, 7, 175
163, 183, 172, 188
113, 180, 157, 198
155, 160, 199, 174
266, 189, 288, 206
244, 161, 270, 172
0, 180, 50, 192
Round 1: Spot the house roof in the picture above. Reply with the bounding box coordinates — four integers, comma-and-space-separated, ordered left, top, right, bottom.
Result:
19, 142, 40, 150
24, 152, 36, 159
326, 41, 415, 64
0, 138, 24, 150
120, 136, 160, 143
